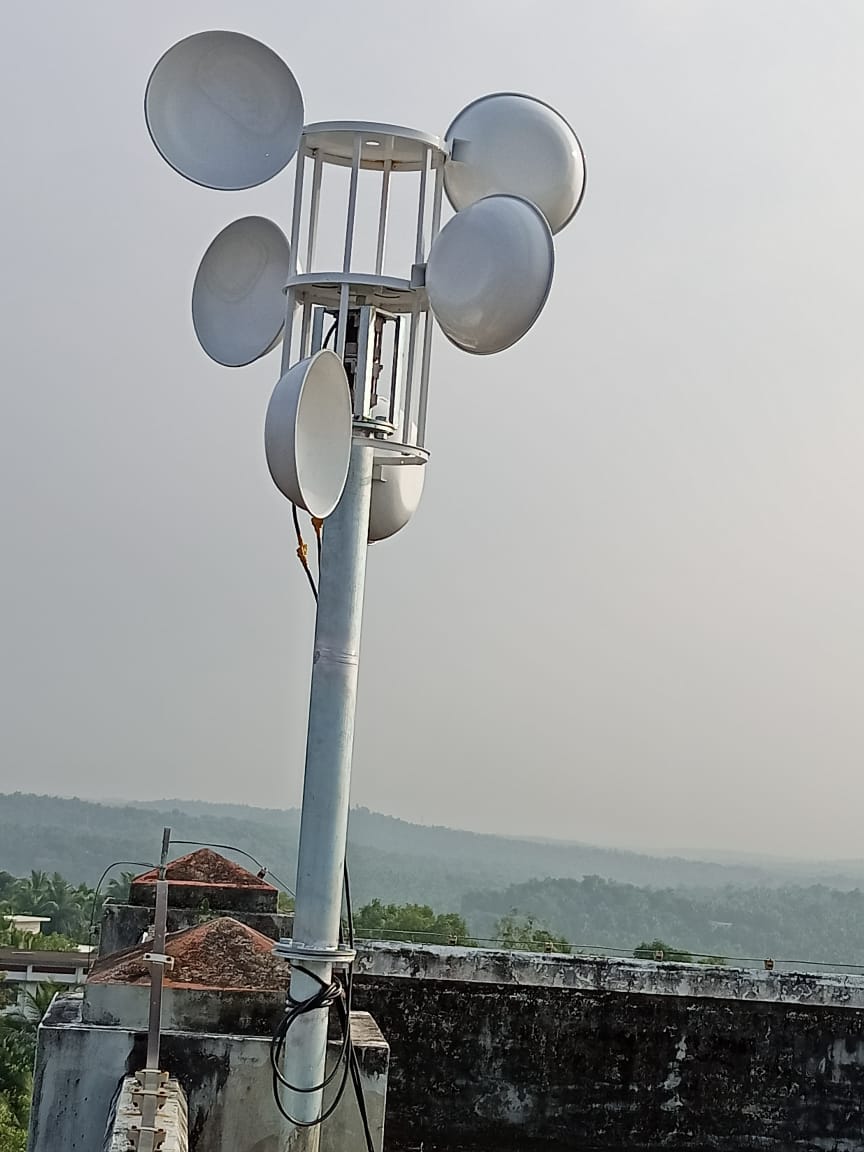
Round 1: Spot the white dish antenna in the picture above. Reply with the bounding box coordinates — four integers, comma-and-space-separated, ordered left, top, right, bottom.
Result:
145, 30, 304, 190
444, 93, 586, 234
264, 350, 353, 518
425, 195, 555, 355
192, 216, 294, 367
369, 422, 426, 542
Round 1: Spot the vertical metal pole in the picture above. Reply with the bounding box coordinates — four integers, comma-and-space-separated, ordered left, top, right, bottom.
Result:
137, 828, 171, 1152
145, 827, 171, 1071
282, 435, 375, 1149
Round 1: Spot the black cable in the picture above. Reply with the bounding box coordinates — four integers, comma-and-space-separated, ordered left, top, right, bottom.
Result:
268, 861, 374, 1152
170, 840, 295, 897
86, 860, 158, 971
323, 320, 338, 348
343, 862, 375, 1152
291, 503, 318, 601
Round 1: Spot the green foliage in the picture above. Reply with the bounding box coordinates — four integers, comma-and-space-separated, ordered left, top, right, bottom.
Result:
0, 867, 99, 945
0, 792, 782, 915
464, 873, 864, 966
0, 924, 81, 952
0, 1095, 26, 1152
277, 892, 295, 914
0, 979, 68, 1149
633, 939, 693, 963
8, 793, 864, 967
353, 900, 475, 946
104, 871, 136, 904
495, 913, 571, 953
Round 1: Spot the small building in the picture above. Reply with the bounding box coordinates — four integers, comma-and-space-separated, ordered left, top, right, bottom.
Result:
3, 914, 51, 935
0, 947, 89, 1015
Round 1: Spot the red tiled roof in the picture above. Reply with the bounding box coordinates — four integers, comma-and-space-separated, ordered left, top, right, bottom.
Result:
132, 848, 276, 891
87, 917, 289, 991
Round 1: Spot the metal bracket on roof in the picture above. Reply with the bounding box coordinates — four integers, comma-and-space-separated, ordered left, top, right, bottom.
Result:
142, 953, 174, 970
127, 1068, 169, 1151
126, 1125, 166, 1152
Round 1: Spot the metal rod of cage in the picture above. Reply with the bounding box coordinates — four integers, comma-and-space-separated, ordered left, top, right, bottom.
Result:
417, 164, 445, 447
375, 159, 392, 276
281, 145, 307, 374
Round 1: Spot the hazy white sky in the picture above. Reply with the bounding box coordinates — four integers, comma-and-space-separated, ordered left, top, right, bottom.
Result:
2, 1, 864, 858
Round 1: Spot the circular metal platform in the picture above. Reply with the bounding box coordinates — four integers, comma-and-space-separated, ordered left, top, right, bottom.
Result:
285, 271, 425, 312
302, 121, 447, 171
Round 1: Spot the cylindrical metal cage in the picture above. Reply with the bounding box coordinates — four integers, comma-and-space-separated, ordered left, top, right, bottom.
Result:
280, 121, 448, 461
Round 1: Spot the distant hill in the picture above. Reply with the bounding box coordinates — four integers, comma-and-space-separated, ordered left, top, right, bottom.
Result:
461, 874, 864, 967
4, 794, 864, 927
7, 794, 864, 963
0, 792, 777, 906
123, 797, 782, 892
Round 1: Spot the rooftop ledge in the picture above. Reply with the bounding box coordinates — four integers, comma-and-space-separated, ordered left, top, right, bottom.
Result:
354, 941, 864, 1010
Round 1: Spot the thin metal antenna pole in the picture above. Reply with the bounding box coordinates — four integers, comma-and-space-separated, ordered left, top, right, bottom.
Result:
282, 433, 375, 1150
145, 827, 171, 1070
136, 827, 172, 1152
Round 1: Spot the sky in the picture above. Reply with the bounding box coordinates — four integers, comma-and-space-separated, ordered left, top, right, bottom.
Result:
2, 1, 864, 859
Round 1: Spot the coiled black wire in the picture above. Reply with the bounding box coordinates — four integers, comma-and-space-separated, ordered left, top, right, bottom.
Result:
270, 862, 374, 1151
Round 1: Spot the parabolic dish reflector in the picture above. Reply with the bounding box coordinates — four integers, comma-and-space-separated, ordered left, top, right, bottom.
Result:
145, 30, 304, 190
444, 92, 585, 234
425, 195, 554, 355
369, 423, 425, 542
265, 350, 352, 518
192, 216, 293, 367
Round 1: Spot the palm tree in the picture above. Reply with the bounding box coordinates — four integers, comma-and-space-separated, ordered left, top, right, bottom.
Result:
104, 872, 135, 905
42, 875, 88, 939
6, 872, 90, 942
7, 983, 65, 1028
9, 872, 52, 920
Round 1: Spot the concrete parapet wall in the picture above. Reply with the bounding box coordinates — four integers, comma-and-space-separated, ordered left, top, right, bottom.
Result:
29, 994, 388, 1152
356, 940, 864, 1007
353, 943, 864, 1151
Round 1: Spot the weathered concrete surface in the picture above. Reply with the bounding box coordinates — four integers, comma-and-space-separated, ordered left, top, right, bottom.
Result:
105, 1075, 188, 1152
100, 902, 294, 957
353, 944, 864, 1152
83, 980, 286, 1035
356, 941, 864, 1008
29, 993, 388, 1152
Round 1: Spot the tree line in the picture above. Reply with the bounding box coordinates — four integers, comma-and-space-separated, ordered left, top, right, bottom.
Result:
462, 873, 864, 966
0, 869, 134, 951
